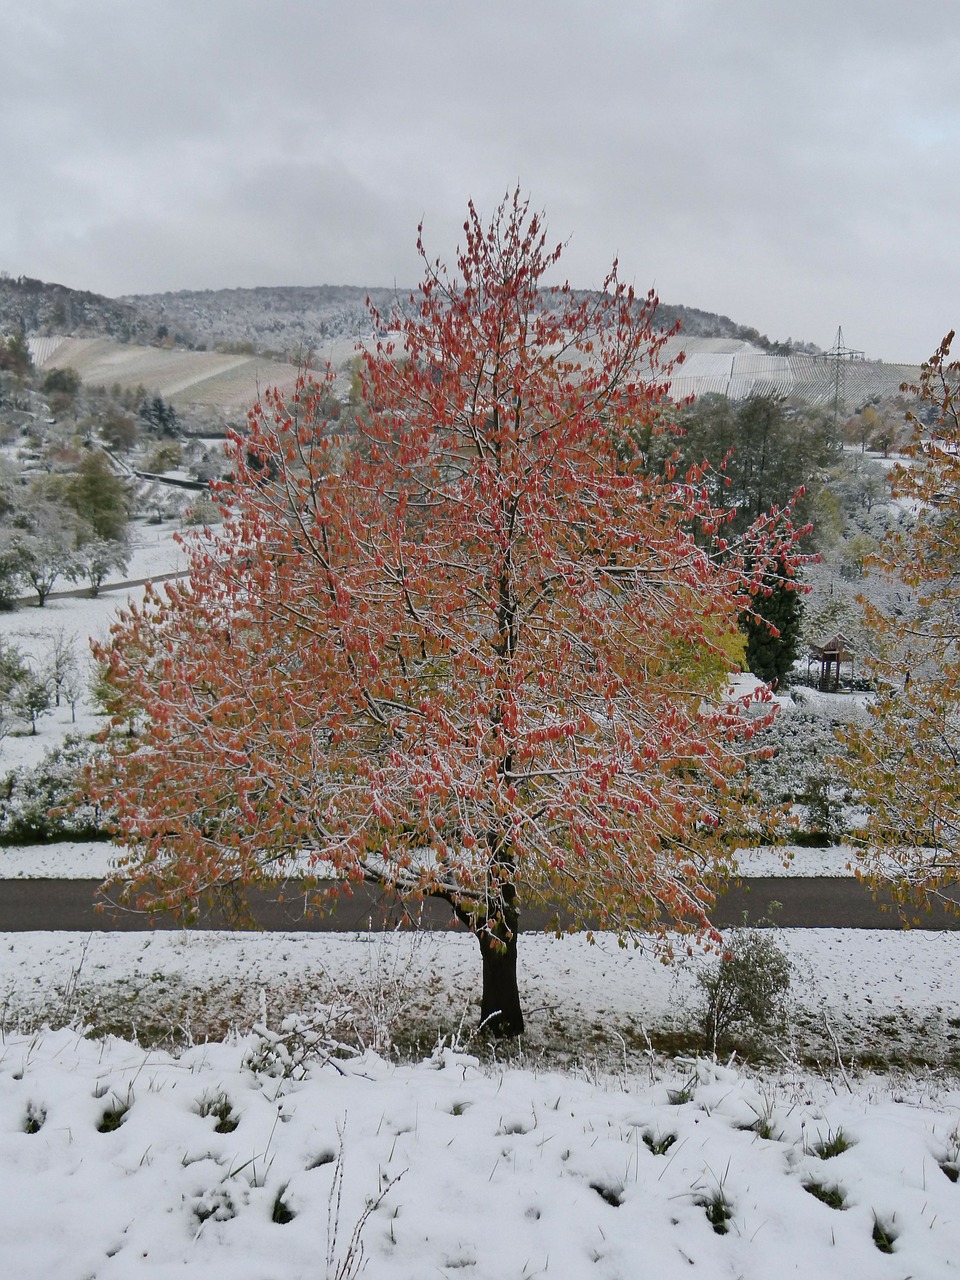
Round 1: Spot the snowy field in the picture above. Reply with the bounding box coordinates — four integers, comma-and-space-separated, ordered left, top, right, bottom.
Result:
3, 923, 960, 1068
4, 1018, 960, 1279
5, 517, 960, 1276
0, 519, 190, 773
0, 838, 861, 880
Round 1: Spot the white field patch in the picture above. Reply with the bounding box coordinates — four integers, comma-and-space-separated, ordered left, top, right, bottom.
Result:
0, 840, 859, 880
35, 336, 306, 408
2, 1021, 960, 1280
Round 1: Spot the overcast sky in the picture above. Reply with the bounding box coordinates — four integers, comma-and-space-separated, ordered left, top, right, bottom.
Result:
2, 0, 958, 363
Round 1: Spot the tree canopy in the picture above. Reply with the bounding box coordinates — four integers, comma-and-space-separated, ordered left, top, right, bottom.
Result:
94, 193, 802, 1033
838, 330, 960, 915
678, 392, 832, 538
65, 450, 130, 543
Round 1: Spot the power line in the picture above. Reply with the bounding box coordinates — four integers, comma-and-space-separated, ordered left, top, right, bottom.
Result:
822, 326, 865, 441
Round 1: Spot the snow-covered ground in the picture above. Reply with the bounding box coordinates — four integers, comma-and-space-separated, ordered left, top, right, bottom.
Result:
2, 924, 959, 1067
0, 839, 859, 880
0, 519, 189, 772
4, 514, 960, 1276
3, 1012, 960, 1278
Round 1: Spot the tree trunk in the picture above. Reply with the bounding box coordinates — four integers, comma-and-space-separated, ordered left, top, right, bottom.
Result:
476, 894, 524, 1036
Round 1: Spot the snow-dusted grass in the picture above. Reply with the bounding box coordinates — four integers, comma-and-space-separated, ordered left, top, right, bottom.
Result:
0, 840, 123, 878
2, 926, 959, 1071
3, 1023, 960, 1280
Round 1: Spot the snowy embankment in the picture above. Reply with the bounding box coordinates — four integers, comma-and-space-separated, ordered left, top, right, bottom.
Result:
0, 840, 861, 880
3, 1027, 960, 1280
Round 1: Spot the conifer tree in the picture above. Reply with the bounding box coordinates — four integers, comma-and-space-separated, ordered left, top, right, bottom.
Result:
741, 557, 804, 685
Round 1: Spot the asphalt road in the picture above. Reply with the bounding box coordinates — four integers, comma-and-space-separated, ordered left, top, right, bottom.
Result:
2, 877, 958, 932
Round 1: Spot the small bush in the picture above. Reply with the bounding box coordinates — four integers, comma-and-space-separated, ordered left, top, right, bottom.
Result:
741, 1106, 781, 1141
872, 1215, 897, 1253
590, 1181, 624, 1208
23, 1102, 45, 1134
0, 735, 111, 844
243, 1005, 357, 1081
193, 1188, 235, 1225
97, 1098, 130, 1132
41, 367, 81, 398
271, 1185, 295, 1224
800, 775, 846, 844
697, 1188, 733, 1235
146, 441, 181, 473
666, 1069, 698, 1106
182, 494, 220, 528
307, 1150, 336, 1170
698, 923, 792, 1055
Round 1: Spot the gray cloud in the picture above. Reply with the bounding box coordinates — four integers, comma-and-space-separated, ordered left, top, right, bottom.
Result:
2, 0, 958, 361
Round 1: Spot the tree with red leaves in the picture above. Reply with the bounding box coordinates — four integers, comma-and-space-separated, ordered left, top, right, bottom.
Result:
94, 192, 800, 1035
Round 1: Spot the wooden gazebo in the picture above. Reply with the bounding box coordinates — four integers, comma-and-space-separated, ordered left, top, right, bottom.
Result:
808, 632, 855, 691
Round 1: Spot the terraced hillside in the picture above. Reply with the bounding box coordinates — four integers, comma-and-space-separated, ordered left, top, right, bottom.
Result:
11, 277, 920, 410
28, 335, 305, 409
661, 337, 918, 405
29, 332, 920, 411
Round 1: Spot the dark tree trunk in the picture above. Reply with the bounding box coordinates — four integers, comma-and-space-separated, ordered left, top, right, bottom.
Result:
447, 824, 525, 1036
476, 892, 524, 1036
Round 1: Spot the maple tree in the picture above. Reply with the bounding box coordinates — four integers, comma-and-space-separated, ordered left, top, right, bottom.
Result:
94, 192, 801, 1035
838, 331, 960, 915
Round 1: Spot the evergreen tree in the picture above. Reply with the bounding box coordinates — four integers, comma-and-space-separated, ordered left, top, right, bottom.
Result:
139, 395, 178, 437
0, 331, 32, 378
741, 557, 803, 684
679, 394, 831, 537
